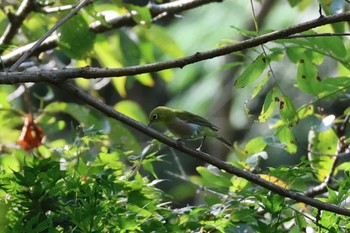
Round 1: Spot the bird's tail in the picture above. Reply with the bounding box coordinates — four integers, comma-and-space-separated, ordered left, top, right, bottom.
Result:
218, 136, 233, 150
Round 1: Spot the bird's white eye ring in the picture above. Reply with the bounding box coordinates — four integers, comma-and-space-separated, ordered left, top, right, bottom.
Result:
152, 113, 158, 120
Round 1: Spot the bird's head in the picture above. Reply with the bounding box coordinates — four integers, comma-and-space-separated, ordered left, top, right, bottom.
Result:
147, 106, 173, 126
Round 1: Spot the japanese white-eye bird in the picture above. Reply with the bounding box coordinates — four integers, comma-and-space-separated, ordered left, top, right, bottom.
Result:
148, 106, 232, 150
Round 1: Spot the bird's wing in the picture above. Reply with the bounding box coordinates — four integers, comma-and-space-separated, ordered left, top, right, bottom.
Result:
175, 110, 219, 131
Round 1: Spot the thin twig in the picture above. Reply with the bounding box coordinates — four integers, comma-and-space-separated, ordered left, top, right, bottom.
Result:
287, 32, 350, 38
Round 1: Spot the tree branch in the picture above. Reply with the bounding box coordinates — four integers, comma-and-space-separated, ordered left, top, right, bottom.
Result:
90, 0, 223, 33
1, 11, 350, 83
0, 0, 36, 51
0, 0, 221, 67
54, 80, 350, 217
9, 0, 93, 72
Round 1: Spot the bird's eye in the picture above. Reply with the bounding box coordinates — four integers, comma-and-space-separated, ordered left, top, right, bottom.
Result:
152, 113, 158, 120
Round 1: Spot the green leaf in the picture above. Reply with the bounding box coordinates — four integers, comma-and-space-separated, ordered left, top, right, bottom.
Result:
136, 25, 184, 59
294, 212, 307, 231
296, 56, 320, 95
251, 72, 270, 100
308, 36, 346, 58
297, 104, 314, 120
258, 193, 285, 213
114, 100, 148, 124
319, 76, 350, 97
286, 47, 305, 64
93, 34, 126, 97
196, 166, 231, 188
244, 137, 268, 156
234, 54, 268, 88
22, 14, 48, 41
59, 13, 95, 59
119, 30, 141, 66
276, 125, 297, 154
258, 87, 281, 122
308, 127, 338, 181
279, 95, 299, 126
135, 72, 155, 87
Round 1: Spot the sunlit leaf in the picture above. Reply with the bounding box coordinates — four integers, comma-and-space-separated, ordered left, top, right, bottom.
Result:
297, 104, 314, 120
308, 127, 338, 181
279, 95, 299, 126
22, 14, 48, 41
259, 174, 289, 188
136, 25, 184, 59
276, 125, 297, 154
112, 77, 127, 98
258, 87, 281, 122
135, 72, 155, 87
244, 137, 268, 156
251, 72, 270, 100
114, 100, 148, 124
94, 34, 127, 97
196, 166, 231, 188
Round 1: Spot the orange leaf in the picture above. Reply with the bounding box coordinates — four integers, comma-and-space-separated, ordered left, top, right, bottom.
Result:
17, 114, 45, 150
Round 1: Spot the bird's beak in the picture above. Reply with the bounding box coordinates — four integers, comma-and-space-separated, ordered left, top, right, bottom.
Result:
147, 121, 151, 127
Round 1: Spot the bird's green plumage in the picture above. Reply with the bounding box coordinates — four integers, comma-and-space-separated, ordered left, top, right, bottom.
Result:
148, 106, 232, 149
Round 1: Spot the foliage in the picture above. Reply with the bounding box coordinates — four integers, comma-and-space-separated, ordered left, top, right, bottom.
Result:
1, 0, 350, 232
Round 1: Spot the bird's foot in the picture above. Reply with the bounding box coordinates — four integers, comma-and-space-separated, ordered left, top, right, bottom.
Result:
176, 139, 185, 149
318, 4, 324, 19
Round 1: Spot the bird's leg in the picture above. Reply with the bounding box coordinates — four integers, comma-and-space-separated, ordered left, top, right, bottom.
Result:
196, 136, 206, 151
318, 4, 324, 18
176, 138, 185, 149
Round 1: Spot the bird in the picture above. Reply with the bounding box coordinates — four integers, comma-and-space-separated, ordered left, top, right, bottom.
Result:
147, 106, 232, 150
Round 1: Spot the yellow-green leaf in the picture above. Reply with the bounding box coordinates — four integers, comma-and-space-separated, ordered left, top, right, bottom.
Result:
276, 125, 297, 154
279, 95, 299, 127
258, 87, 281, 122
235, 54, 268, 88
308, 127, 338, 181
